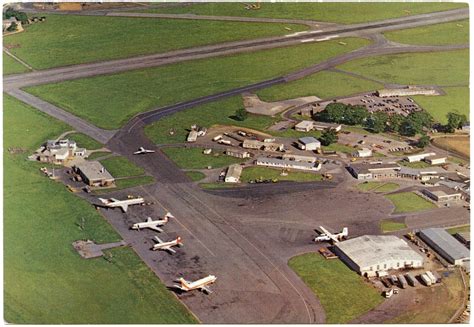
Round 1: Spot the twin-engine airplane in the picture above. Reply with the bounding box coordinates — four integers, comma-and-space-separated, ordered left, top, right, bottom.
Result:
98, 197, 144, 212
152, 236, 183, 253
133, 147, 155, 155
173, 275, 217, 294
314, 226, 348, 244
131, 213, 173, 232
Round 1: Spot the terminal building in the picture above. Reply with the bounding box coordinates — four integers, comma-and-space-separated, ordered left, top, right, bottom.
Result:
348, 162, 401, 180
255, 157, 321, 171
419, 228, 470, 266
30, 139, 86, 165
334, 235, 424, 277
376, 86, 438, 98
73, 161, 115, 187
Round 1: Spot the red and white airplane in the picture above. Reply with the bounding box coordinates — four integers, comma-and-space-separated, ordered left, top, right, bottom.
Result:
314, 226, 348, 244
131, 213, 173, 232
98, 197, 144, 212
133, 147, 155, 155
173, 275, 217, 294
152, 236, 183, 254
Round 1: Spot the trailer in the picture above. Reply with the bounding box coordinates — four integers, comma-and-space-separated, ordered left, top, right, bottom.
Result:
425, 271, 437, 285
389, 275, 399, 286
420, 273, 432, 286
397, 275, 408, 289
432, 271, 442, 283
213, 134, 223, 142
404, 273, 418, 287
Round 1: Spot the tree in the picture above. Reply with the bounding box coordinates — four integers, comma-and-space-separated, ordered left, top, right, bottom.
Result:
365, 112, 388, 133
407, 111, 433, 129
6, 22, 17, 32
317, 102, 346, 123
319, 129, 338, 146
416, 135, 431, 148
387, 114, 404, 133
446, 112, 468, 133
234, 108, 248, 121
343, 105, 369, 125
399, 119, 422, 136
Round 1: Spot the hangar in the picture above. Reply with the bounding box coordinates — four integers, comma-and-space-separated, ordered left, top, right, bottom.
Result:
419, 228, 470, 266
73, 161, 115, 187
334, 235, 424, 277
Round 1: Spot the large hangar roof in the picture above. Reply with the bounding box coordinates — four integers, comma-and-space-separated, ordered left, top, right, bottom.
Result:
419, 228, 470, 261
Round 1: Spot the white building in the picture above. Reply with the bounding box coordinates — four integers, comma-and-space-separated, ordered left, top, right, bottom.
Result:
294, 120, 314, 132
225, 164, 243, 183
187, 130, 198, 142
425, 155, 447, 165
297, 137, 321, 151
376, 86, 437, 97
282, 154, 318, 163
255, 157, 321, 171
242, 139, 284, 152
353, 148, 372, 158
421, 186, 462, 203
419, 228, 470, 266
225, 149, 251, 159
406, 152, 436, 163
334, 235, 424, 277
31, 139, 86, 165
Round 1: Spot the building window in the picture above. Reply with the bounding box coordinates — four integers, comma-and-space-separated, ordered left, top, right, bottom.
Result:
397, 262, 400, 267
376, 265, 380, 270
384, 264, 387, 269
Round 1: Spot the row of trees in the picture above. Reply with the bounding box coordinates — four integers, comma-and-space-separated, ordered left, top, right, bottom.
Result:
4, 8, 29, 25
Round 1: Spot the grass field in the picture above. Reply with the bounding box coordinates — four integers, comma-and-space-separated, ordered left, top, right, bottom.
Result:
446, 225, 470, 235
357, 182, 399, 193
185, 171, 206, 182
67, 132, 103, 150
240, 167, 323, 183
26, 37, 369, 129
385, 192, 436, 214
380, 219, 407, 233
86, 151, 112, 160
384, 19, 469, 46
95, 176, 156, 194
322, 143, 355, 154
100, 156, 145, 178
338, 49, 468, 87
3, 94, 196, 323
162, 147, 245, 169
138, 2, 465, 24
4, 14, 305, 69
432, 135, 470, 158
289, 253, 383, 323
412, 87, 469, 124
399, 160, 432, 169
3, 52, 30, 75
256, 70, 382, 102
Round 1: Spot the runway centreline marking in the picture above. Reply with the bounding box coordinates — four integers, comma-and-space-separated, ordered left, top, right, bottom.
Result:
171, 184, 314, 323
139, 185, 217, 257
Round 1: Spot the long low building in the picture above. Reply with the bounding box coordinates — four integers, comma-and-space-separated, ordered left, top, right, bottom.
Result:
282, 153, 318, 163
419, 228, 470, 266
242, 139, 284, 152
225, 164, 243, 183
348, 162, 400, 180
376, 86, 438, 98
334, 235, 424, 277
422, 186, 462, 202
255, 157, 321, 171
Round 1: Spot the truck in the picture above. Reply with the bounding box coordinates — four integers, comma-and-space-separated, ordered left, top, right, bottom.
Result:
389, 275, 399, 286
213, 134, 223, 142
397, 275, 408, 289
218, 139, 232, 145
404, 273, 418, 287
425, 271, 437, 284
383, 288, 394, 298
420, 273, 432, 286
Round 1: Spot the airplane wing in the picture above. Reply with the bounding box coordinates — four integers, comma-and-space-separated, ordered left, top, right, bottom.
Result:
201, 286, 213, 294
149, 225, 163, 233
154, 236, 163, 244
110, 198, 119, 202
119, 204, 128, 212
166, 247, 176, 254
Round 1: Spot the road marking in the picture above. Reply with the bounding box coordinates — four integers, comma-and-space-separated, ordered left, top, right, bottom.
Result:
316, 35, 339, 42
300, 38, 315, 43
139, 186, 217, 257
284, 31, 309, 37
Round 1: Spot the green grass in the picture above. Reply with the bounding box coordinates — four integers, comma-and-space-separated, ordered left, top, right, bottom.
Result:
380, 219, 407, 233
385, 192, 437, 214
358, 182, 399, 193
289, 253, 383, 324
357, 182, 384, 192
241, 166, 323, 183
138, 2, 466, 24
446, 224, 470, 235
199, 182, 239, 189
67, 132, 103, 150
3, 94, 196, 323
322, 143, 355, 154
3, 52, 30, 75
399, 160, 432, 168
94, 176, 155, 194
26, 37, 370, 129
86, 151, 112, 160
338, 49, 469, 87
257, 70, 382, 102
185, 171, 206, 182
162, 147, 245, 169
376, 183, 400, 193
384, 19, 469, 46
99, 156, 145, 178
412, 87, 469, 124
4, 14, 306, 69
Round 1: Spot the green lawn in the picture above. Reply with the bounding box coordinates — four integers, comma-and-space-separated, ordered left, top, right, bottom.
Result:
94, 176, 156, 194
137, 2, 465, 24
399, 160, 432, 169
446, 224, 470, 235
162, 147, 245, 169
385, 192, 437, 214
376, 183, 400, 193
4, 14, 305, 69
338, 49, 469, 87
185, 171, 206, 182
26, 37, 370, 129
357, 182, 399, 193
86, 151, 112, 161
67, 132, 103, 150
412, 87, 469, 124
99, 156, 145, 178
3, 52, 30, 75
257, 70, 382, 102
199, 182, 239, 190
289, 253, 383, 324
322, 143, 355, 154
3, 94, 196, 323
384, 19, 469, 46
380, 219, 407, 233
241, 167, 323, 183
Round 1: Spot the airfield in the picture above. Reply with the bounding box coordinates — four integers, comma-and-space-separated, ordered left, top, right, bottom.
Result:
4, 2, 470, 324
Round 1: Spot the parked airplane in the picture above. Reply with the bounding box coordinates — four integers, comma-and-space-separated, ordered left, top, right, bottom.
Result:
173, 275, 217, 294
131, 213, 173, 232
152, 236, 183, 253
134, 147, 155, 155
98, 197, 144, 212
314, 226, 348, 244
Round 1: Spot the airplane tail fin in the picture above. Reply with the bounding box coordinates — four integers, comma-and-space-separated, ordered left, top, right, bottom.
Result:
176, 236, 183, 246
146, 217, 153, 222
98, 198, 107, 204
165, 212, 174, 220
342, 227, 348, 237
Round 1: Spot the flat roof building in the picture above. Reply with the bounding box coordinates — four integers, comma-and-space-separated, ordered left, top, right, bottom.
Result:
187, 130, 198, 142
297, 137, 321, 151
294, 120, 314, 132
225, 164, 243, 183
225, 149, 251, 159
406, 152, 436, 163
242, 139, 284, 152
353, 148, 372, 158
282, 153, 318, 163
334, 235, 424, 277
348, 162, 400, 180
73, 161, 115, 187
421, 186, 462, 203
376, 87, 437, 98
425, 155, 447, 165
419, 228, 470, 266
255, 157, 321, 171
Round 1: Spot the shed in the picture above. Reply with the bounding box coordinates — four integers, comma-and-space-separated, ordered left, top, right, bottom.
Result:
419, 228, 470, 266
73, 161, 115, 187
298, 137, 321, 151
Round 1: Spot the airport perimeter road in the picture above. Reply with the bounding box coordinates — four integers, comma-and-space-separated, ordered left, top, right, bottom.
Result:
3, 8, 468, 89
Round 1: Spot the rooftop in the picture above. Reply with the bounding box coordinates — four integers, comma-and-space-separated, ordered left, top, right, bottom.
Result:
419, 228, 470, 261
256, 157, 317, 169
424, 185, 462, 197
298, 136, 320, 145
75, 161, 114, 181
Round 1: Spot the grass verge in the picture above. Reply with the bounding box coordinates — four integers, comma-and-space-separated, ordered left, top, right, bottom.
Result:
94, 176, 155, 194
99, 156, 145, 178
240, 166, 323, 183
380, 219, 407, 233
3, 51, 30, 75
161, 147, 245, 169
87, 151, 112, 160
446, 225, 470, 235
385, 192, 436, 214
68, 132, 103, 150
289, 253, 383, 323
185, 171, 206, 182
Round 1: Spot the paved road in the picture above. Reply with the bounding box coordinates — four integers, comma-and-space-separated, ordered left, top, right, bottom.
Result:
4, 8, 468, 89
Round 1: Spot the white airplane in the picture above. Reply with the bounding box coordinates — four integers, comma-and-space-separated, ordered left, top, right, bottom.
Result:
133, 147, 155, 155
152, 236, 183, 253
98, 197, 144, 212
173, 275, 217, 294
131, 213, 173, 232
314, 226, 348, 244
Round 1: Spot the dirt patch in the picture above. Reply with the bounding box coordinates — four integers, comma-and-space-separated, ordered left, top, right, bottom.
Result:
243, 93, 319, 116
432, 135, 470, 158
